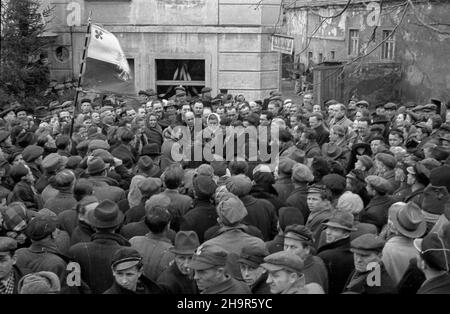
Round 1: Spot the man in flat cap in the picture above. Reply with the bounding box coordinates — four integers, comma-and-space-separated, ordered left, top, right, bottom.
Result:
317, 211, 356, 294
104, 247, 165, 294
374, 152, 399, 191
0, 237, 26, 294
261, 251, 324, 294
191, 244, 250, 294
283, 224, 328, 292
305, 184, 334, 246
360, 175, 395, 232
238, 245, 270, 294
286, 163, 314, 221
15, 216, 68, 284
343, 234, 396, 294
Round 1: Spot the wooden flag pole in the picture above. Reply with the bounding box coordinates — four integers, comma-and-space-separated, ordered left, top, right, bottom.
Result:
70, 11, 93, 138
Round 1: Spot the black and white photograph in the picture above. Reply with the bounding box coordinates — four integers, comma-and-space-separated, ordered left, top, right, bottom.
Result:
0, 0, 450, 300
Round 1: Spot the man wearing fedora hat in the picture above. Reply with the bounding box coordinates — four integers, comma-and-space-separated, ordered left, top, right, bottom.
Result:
343, 233, 396, 294
157, 231, 199, 294
69, 200, 130, 293
317, 211, 356, 295
414, 223, 450, 294
104, 247, 165, 294
382, 202, 427, 285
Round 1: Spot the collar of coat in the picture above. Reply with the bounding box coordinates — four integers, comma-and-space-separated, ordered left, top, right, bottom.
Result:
250, 184, 279, 197
91, 232, 131, 247
201, 274, 235, 294
317, 236, 351, 253
367, 194, 393, 207
418, 272, 450, 294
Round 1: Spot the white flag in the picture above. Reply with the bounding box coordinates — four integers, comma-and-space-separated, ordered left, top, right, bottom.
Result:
87, 24, 131, 81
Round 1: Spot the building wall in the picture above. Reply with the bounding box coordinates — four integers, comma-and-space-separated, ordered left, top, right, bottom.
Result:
45, 0, 283, 100
285, 0, 450, 105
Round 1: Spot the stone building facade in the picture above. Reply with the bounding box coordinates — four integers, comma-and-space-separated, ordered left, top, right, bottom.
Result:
44, 0, 283, 100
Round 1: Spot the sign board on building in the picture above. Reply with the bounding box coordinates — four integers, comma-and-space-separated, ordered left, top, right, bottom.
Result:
271, 34, 294, 55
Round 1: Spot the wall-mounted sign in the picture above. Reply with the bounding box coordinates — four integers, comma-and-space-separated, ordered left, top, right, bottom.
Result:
271, 34, 294, 55
67, 2, 81, 27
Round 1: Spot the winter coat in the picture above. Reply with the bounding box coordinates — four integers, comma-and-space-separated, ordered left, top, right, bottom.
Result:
157, 262, 198, 294
44, 190, 77, 215
250, 184, 285, 213
417, 273, 450, 294
69, 232, 131, 294
201, 275, 251, 294
130, 233, 175, 282
160, 189, 193, 232
180, 199, 218, 243
70, 221, 96, 246
286, 185, 310, 222
317, 237, 354, 295
273, 177, 294, 204
360, 195, 395, 232
240, 195, 278, 242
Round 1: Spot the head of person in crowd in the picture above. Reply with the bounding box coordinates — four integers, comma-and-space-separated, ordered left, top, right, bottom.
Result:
308, 112, 324, 129
370, 136, 387, 155
86, 199, 124, 234
75, 195, 99, 228
336, 191, 364, 217
238, 245, 269, 289
53, 169, 76, 192
267, 101, 281, 117
283, 225, 315, 260
374, 153, 396, 175
80, 99, 92, 114
388, 129, 404, 148
298, 128, 318, 151
0, 237, 18, 286
312, 104, 322, 114
351, 234, 385, 273
100, 107, 115, 125
321, 174, 347, 204
384, 102, 397, 120
152, 100, 164, 119
162, 164, 184, 190
1, 202, 30, 245
307, 184, 332, 213
215, 191, 247, 228
261, 251, 306, 294
190, 244, 229, 292
387, 202, 426, 240
170, 231, 200, 277
323, 210, 356, 244
259, 110, 273, 127
365, 175, 392, 197
354, 155, 373, 174
9, 163, 34, 185
333, 103, 347, 121
192, 101, 204, 118
303, 93, 314, 109
416, 122, 432, 141
414, 223, 450, 278
110, 247, 144, 292
18, 271, 61, 294
192, 174, 217, 201
310, 157, 330, 183
25, 215, 59, 245
291, 163, 314, 187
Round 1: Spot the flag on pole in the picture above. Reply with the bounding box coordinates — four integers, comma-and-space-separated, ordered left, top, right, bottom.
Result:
83, 24, 135, 95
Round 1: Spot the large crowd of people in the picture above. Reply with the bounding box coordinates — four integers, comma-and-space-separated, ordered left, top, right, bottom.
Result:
0, 85, 449, 294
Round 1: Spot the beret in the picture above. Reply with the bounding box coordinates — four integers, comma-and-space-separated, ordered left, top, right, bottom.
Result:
111, 247, 142, 271
351, 234, 385, 253
337, 191, 364, 215
261, 251, 304, 275
190, 245, 228, 270
291, 163, 314, 183
225, 174, 252, 197
375, 153, 396, 169
22, 145, 44, 162
365, 175, 392, 194
0, 237, 18, 252
238, 245, 269, 268
216, 193, 247, 225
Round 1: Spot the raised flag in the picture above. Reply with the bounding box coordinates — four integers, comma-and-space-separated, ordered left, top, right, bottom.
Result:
83, 24, 135, 94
